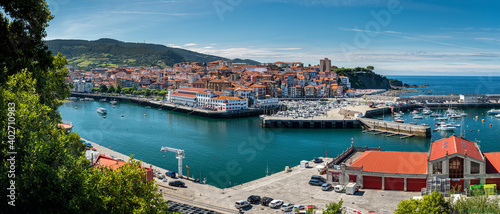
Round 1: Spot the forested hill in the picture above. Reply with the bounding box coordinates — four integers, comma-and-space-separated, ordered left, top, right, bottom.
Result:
333, 67, 401, 89
45, 38, 259, 70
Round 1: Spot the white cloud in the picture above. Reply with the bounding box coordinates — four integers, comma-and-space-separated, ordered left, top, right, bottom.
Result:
184, 43, 197, 47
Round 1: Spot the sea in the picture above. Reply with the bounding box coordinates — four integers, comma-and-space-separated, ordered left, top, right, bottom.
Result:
59, 76, 500, 188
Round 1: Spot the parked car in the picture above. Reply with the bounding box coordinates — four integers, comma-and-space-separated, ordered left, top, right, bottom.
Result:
247, 195, 261, 204
261, 197, 273, 206
294, 204, 305, 211
235, 200, 250, 209
165, 171, 176, 178
311, 175, 326, 183
168, 180, 185, 187
313, 158, 323, 163
281, 203, 294, 212
321, 183, 332, 191
269, 199, 283, 208
308, 179, 324, 186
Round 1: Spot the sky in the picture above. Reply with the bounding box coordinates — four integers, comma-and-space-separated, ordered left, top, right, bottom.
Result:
44, 0, 500, 76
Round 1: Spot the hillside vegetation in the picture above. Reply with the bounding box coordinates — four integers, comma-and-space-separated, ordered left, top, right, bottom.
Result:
45, 38, 259, 70
333, 66, 400, 89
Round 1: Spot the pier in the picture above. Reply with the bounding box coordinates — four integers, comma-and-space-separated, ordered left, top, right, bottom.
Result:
358, 118, 431, 138
71, 93, 268, 119
262, 117, 361, 128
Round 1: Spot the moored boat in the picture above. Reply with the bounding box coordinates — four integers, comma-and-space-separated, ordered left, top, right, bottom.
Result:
487, 109, 500, 115
97, 107, 107, 114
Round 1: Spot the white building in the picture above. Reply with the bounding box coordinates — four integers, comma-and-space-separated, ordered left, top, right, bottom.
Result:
339, 76, 351, 89
255, 98, 279, 108
71, 79, 93, 93
209, 96, 248, 111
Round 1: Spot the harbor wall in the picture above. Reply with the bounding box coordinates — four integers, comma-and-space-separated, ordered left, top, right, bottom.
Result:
359, 118, 431, 137
71, 93, 266, 119
262, 118, 361, 129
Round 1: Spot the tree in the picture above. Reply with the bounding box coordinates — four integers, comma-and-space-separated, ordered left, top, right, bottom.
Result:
452, 195, 500, 214
367, 66, 375, 71
395, 191, 450, 214
99, 84, 108, 93
116, 84, 122, 94
108, 85, 115, 93
323, 199, 345, 214
145, 89, 151, 97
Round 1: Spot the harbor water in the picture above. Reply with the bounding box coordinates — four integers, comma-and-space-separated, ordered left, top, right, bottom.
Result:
59, 101, 500, 188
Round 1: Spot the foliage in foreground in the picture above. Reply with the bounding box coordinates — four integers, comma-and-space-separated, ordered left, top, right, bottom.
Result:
1, 1, 170, 213
323, 199, 345, 214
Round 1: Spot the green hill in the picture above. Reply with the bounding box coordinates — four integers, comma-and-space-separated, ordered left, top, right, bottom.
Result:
333, 67, 399, 89
45, 38, 259, 70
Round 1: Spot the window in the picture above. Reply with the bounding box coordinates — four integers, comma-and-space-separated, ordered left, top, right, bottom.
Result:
449, 157, 464, 178
433, 162, 442, 174
471, 162, 480, 174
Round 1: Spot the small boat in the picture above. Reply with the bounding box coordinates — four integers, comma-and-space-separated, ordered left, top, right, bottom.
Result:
413, 115, 423, 119
435, 117, 448, 121
394, 113, 402, 117
99, 98, 107, 102
435, 124, 456, 131
487, 109, 500, 115
412, 110, 419, 114
395, 118, 405, 123
409, 122, 417, 125
430, 113, 442, 117
110, 101, 117, 105
422, 109, 432, 115
449, 114, 463, 119
97, 108, 107, 114
495, 114, 500, 118
421, 123, 429, 126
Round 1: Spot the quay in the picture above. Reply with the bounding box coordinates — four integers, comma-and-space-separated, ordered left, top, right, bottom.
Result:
83, 137, 419, 213
71, 93, 270, 119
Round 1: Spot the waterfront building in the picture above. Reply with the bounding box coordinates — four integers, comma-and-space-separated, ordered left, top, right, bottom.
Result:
320, 58, 331, 73
71, 79, 94, 93
327, 136, 500, 192
168, 87, 208, 106
209, 96, 248, 111
255, 97, 279, 108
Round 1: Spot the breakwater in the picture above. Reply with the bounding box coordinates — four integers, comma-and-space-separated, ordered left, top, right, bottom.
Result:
71, 93, 267, 118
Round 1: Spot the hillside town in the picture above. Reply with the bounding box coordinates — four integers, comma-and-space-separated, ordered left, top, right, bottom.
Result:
68, 58, 370, 110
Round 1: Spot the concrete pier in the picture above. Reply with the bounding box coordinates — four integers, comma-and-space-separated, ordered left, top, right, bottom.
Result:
262, 117, 361, 129
359, 118, 431, 137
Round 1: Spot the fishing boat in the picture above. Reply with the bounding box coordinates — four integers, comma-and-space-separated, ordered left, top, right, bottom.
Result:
487, 109, 500, 115
110, 100, 117, 105
97, 108, 107, 114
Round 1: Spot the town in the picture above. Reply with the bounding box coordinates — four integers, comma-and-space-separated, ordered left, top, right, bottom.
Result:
69, 58, 381, 111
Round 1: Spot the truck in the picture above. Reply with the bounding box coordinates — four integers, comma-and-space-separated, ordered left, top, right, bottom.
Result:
346, 182, 357, 195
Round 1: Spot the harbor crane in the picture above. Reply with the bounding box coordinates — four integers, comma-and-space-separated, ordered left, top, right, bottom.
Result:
160, 146, 185, 177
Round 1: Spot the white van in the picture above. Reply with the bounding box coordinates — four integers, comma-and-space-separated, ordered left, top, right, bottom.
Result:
235, 200, 250, 209
269, 199, 283, 208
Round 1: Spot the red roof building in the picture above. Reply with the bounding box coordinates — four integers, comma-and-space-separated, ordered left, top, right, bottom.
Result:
93, 155, 153, 182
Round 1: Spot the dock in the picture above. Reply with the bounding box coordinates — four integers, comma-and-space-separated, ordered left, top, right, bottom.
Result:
358, 118, 431, 138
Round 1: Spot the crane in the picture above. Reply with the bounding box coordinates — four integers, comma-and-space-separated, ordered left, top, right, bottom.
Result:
160, 146, 185, 177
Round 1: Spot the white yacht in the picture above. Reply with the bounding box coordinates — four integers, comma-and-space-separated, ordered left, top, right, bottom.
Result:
97, 108, 107, 114
487, 109, 500, 115
413, 115, 423, 119
436, 124, 455, 131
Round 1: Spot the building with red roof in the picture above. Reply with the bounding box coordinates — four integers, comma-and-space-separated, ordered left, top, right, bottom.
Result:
328, 135, 500, 192
93, 155, 153, 182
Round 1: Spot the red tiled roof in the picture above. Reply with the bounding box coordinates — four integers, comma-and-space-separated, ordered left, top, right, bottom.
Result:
176, 87, 207, 93
484, 152, 500, 174
350, 151, 428, 174
429, 136, 483, 161
172, 92, 197, 98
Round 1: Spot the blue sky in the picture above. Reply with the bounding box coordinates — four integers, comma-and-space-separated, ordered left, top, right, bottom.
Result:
45, 0, 500, 76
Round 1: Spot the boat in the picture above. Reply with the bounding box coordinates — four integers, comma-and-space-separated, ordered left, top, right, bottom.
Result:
430, 113, 442, 117
110, 101, 117, 105
435, 117, 448, 121
435, 124, 456, 131
395, 118, 404, 123
449, 114, 463, 119
99, 98, 107, 102
394, 113, 402, 117
421, 123, 429, 126
496, 114, 500, 118
97, 108, 107, 114
487, 109, 500, 115
413, 115, 423, 119
411, 110, 419, 114
409, 122, 417, 125
422, 109, 432, 115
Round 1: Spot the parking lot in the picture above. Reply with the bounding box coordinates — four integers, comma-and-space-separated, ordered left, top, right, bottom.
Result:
156, 157, 421, 213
